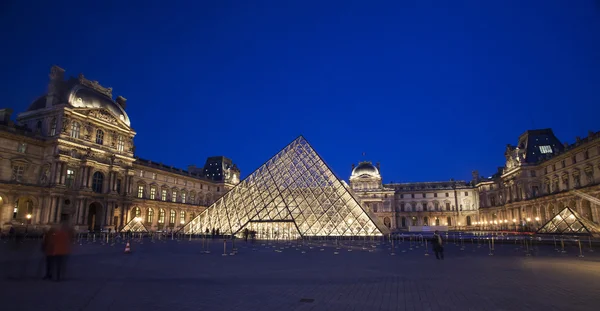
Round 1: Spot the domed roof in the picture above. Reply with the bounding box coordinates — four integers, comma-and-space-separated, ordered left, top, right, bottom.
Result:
68, 85, 131, 126
351, 161, 380, 178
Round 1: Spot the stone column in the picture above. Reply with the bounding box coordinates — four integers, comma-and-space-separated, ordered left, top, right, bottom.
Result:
82, 200, 89, 226
87, 167, 95, 189
55, 196, 63, 223
80, 166, 88, 189
53, 162, 62, 184
46, 196, 56, 224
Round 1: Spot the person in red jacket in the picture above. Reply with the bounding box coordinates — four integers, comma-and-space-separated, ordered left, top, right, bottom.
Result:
43, 222, 74, 281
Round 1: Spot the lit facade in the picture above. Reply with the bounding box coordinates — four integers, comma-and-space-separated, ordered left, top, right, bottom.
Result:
349, 162, 478, 231
475, 129, 600, 231
0, 66, 239, 233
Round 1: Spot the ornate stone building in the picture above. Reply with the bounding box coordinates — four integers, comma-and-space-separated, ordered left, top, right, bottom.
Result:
349, 161, 479, 231
0, 66, 239, 233
475, 129, 600, 231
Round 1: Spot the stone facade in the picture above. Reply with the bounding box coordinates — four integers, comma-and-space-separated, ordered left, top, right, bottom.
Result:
349, 162, 478, 231
475, 129, 600, 231
0, 66, 239, 233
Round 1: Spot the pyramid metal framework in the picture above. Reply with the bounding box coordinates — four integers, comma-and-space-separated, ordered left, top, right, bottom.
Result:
536, 207, 600, 236
120, 218, 150, 233
182, 136, 389, 237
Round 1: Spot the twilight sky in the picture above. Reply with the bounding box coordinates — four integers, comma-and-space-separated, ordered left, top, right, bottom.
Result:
1, 0, 599, 183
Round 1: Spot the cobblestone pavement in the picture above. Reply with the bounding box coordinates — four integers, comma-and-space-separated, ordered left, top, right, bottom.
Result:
1, 237, 599, 311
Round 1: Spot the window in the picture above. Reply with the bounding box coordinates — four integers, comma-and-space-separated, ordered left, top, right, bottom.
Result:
530, 170, 536, 177
572, 156, 576, 164
158, 209, 165, 224
12, 165, 24, 182
150, 187, 156, 200
70, 122, 80, 138
147, 208, 154, 223
139, 170, 144, 177
539, 145, 552, 154
180, 211, 186, 224
464, 192, 468, 196
445, 193, 449, 197
181, 193, 186, 204
137, 185, 144, 198
116, 179, 122, 194
169, 210, 176, 224
400, 194, 404, 199
161, 189, 167, 201
217, 187, 220, 192
96, 129, 104, 145
152, 173, 157, 180
36, 120, 42, 130
400, 203, 405, 212
561, 160, 565, 168
92, 172, 104, 193
422, 193, 426, 198
445, 202, 451, 211
584, 150, 589, 160
134, 207, 141, 218
172, 191, 177, 202
49, 118, 57, 136
17, 143, 27, 153
411, 194, 415, 199
65, 169, 75, 188
434, 193, 438, 198
434, 201, 439, 211
117, 136, 124, 152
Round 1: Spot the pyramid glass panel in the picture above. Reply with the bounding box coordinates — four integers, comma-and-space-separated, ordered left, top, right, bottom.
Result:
536, 207, 600, 236
121, 218, 149, 233
181, 136, 389, 237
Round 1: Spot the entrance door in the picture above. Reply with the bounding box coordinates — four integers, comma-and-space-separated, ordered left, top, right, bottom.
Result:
88, 202, 102, 232
241, 221, 301, 240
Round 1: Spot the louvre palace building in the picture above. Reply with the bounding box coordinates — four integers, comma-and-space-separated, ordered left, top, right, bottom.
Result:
1, 65, 599, 234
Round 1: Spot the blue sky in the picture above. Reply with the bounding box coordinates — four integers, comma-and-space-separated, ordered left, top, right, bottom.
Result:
1, 0, 599, 182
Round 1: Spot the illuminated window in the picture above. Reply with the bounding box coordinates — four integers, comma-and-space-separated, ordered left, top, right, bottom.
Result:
96, 129, 104, 145
117, 136, 124, 152
49, 118, 57, 136
12, 165, 24, 182
150, 187, 156, 200
169, 210, 176, 224
137, 185, 144, 198
161, 189, 167, 201
70, 122, 80, 138
65, 169, 75, 188
180, 211, 186, 224
17, 143, 27, 153
539, 145, 552, 154
158, 209, 165, 223
181, 193, 186, 204
147, 208, 154, 223
134, 207, 141, 217
172, 191, 177, 202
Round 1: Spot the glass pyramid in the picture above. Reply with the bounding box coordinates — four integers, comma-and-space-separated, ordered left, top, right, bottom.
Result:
121, 218, 149, 233
536, 207, 600, 236
182, 136, 389, 237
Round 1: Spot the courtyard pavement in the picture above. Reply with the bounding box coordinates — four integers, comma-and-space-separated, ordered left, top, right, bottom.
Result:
1, 236, 599, 311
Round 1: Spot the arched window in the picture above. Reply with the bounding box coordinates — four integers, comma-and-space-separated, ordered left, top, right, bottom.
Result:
70, 122, 80, 138
158, 209, 165, 224
169, 210, 176, 224
96, 129, 104, 145
92, 172, 104, 193
49, 118, 57, 136
36, 120, 42, 130
180, 211, 186, 224
147, 208, 154, 223
117, 136, 125, 152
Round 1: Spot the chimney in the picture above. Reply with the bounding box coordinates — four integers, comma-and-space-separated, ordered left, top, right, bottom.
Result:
472, 170, 479, 181
46, 65, 65, 108
0, 108, 13, 124
376, 162, 380, 170
116, 96, 127, 109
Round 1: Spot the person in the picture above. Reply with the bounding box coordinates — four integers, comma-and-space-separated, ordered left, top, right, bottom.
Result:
49, 222, 75, 281
42, 227, 56, 280
243, 228, 249, 242
432, 230, 444, 260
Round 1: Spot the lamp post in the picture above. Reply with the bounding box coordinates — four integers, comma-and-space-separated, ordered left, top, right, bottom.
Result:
26, 214, 32, 234
535, 217, 540, 231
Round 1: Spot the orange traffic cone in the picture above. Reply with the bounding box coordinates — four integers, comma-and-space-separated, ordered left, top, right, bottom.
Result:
124, 242, 131, 254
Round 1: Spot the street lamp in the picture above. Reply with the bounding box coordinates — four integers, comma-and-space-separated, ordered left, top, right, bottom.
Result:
134, 217, 141, 222
26, 214, 32, 232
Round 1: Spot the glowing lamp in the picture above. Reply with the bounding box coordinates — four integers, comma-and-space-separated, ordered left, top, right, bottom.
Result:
26, 214, 32, 220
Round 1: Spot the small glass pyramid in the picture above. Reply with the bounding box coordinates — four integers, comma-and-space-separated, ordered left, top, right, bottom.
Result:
121, 218, 149, 233
182, 136, 389, 238
536, 207, 600, 236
